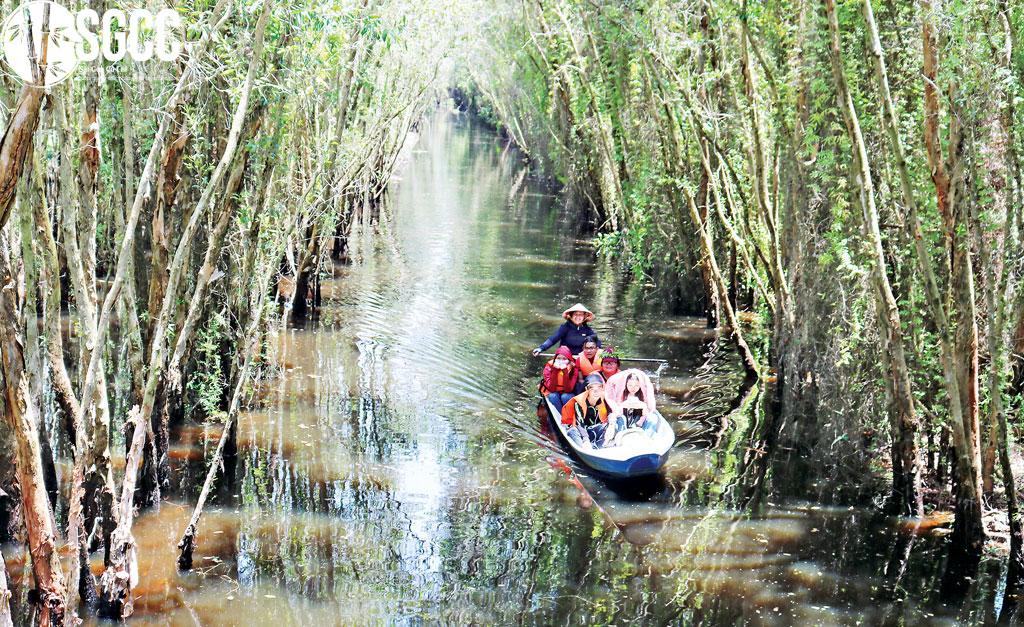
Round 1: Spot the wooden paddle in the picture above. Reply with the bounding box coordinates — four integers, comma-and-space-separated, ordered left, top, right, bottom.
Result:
536, 353, 668, 364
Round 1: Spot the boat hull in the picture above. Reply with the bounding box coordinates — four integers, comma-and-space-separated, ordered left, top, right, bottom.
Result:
542, 395, 672, 478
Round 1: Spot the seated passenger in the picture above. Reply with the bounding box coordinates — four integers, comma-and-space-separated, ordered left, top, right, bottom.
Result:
561, 375, 610, 449
541, 346, 579, 413
606, 369, 659, 438
532, 303, 601, 357
597, 351, 621, 382
576, 339, 602, 377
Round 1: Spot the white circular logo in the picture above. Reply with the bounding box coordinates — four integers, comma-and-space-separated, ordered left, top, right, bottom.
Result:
2, 1, 79, 85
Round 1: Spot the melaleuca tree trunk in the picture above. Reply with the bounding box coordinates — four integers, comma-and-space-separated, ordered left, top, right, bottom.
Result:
0, 246, 66, 627
920, 0, 985, 552
824, 0, 923, 517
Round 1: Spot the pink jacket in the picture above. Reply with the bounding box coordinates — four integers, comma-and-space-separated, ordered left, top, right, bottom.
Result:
604, 369, 657, 416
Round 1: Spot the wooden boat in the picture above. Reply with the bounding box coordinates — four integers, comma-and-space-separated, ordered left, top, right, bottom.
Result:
541, 393, 675, 478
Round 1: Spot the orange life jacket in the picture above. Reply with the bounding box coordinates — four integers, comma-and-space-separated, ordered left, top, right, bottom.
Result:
577, 353, 603, 376
561, 391, 609, 427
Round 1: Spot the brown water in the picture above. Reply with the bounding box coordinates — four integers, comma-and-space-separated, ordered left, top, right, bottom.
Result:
5, 111, 1009, 625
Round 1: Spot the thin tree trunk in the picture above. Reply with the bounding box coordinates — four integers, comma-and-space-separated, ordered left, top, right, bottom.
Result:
52, 95, 119, 586
95, 407, 146, 619
696, 0, 720, 329
145, 110, 188, 357
167, 106, 265, 388
0, 85, 45, 229
0, 245, 66, 627
28, 147, 96, 622
684, 189, 759, 379
919, 0, 984, 550
994, 2, 1024, 609
654, 73, 759, 378
1012, 307, 1024, 396
178, 277, 270, 569
115, 85, 146, 414
551, 1, 624, 229
73, 0, 230, 440
825, 0, 923, 516
738, 4, 788, 320
29, 156, 79, 431
18, 154, 60, 515
97, 3, 267, 614
862, 0, 983, 538
998, 389, 1023, 619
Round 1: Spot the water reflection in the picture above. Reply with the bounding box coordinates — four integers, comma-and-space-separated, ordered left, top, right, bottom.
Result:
2, 110, 1007, 625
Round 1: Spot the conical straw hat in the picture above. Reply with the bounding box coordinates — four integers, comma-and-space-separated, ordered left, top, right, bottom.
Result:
562, 303, 595, 322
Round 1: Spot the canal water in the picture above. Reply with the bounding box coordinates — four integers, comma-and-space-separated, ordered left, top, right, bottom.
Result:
6, 110, 1006, 625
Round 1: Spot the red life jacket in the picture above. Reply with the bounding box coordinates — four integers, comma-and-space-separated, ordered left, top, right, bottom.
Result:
541, 346, 578, 394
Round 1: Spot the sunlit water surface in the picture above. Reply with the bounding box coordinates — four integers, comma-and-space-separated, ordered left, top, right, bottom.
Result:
4, 111, 1008, 625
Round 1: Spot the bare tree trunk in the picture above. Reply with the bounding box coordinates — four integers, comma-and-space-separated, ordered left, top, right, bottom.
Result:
684, 190, 759, 379
145, 109, 188, 357
825, 0, 922, 516
696, 0, 720, 329
52, 95, 119, 585
653, 69, 759, 378
0, 85, 45, 229
97, 3, 267, 614
73, 0, 230, 442
1012, 307, 1024, 396
178, 275, 270, 569
738, 5, 788, 322
920, 1, 985, 551
28, 156, 79, 431
998, 408, 1024, 620
95, 407, 145, 619
115, 84, 146, 408
291, 222, 320, 318
0, 65, 59, 627
167, 105, 265, 388
995, 2, 1024, 610
862, 0, 982, 538
18, 153, 60, 515
0, 245, 66, 627
550, 1, 624, 230
28, 145, 96, 621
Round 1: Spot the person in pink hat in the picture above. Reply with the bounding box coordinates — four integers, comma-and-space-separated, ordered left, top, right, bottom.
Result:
605, 369, 659, 437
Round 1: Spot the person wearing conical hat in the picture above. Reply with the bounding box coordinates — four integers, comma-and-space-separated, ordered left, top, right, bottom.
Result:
532, 303, 601, 357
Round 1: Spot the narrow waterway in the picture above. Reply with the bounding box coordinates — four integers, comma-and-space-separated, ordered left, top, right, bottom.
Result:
7, 109, 1004, 625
